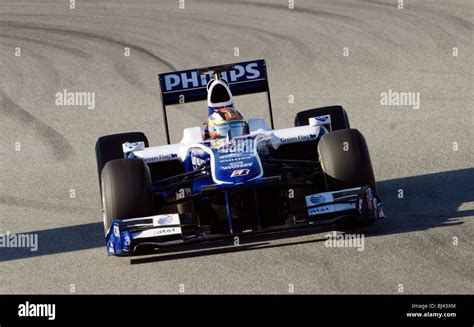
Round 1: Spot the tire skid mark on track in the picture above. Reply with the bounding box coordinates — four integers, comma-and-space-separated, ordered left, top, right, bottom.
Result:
446, 13, 474, 31
203, 0, 361, 24
0, 195, 97, 214
113, 61, 153, 96
211, 19, 315, 60
0, 33, 91, 59
195, 0, 411, 68
0, 89, 74, 161
0, 20, 176, 71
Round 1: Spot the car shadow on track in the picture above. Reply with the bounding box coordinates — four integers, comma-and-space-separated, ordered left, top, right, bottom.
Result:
1, 168, 472, 263
363, 167, 473, 237
132, 167, 474, 264
130, 228, 330, 265
0, 222, 104, 262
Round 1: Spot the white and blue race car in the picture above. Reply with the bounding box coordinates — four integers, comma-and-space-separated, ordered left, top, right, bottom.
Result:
95, 59, 384, 256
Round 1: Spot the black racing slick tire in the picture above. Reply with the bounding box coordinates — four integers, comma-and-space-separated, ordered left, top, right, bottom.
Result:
294, 105, 350, 130
317, 128, 376, 191
101, 159, 154, 234
95, 132, 149, 185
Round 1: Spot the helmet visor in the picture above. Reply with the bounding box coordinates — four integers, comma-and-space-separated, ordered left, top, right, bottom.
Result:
214, 121, 249, 138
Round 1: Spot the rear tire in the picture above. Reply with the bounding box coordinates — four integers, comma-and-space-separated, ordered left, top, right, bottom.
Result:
101, 159, 154, 234
294, 105, 350, 130
95, 132, 148, 186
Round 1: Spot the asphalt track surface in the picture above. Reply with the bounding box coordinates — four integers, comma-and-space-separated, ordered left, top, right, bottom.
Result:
0, 0, 472, 294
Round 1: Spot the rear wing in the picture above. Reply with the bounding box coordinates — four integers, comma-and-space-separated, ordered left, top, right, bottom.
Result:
158, 59, 274, 144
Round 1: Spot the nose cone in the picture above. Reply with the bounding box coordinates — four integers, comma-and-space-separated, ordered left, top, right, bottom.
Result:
211, 148, 263, 185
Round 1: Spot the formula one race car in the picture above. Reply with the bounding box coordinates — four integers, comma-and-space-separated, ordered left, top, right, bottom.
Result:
95, 59, 384, 256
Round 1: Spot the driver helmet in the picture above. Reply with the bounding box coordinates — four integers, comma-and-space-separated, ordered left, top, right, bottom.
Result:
208, 107, 248, 139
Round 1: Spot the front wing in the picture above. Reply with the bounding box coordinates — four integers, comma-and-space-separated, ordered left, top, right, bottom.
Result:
106, 185, 384, 256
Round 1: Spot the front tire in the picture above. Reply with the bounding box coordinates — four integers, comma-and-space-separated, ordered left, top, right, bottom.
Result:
317, 128, 376, 191
101, 159, 154, 234
317, 129, 377, 229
